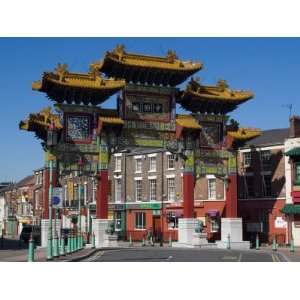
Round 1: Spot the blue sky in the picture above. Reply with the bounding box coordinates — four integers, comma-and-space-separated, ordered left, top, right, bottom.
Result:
0, 37, 299, 182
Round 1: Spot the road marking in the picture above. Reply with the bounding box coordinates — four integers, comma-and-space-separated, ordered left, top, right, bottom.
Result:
86, 251, 104, 262
166, 255, 173, 261
271, 254, 280, 262
238, 253, 242, 262
222, 256, 237, 260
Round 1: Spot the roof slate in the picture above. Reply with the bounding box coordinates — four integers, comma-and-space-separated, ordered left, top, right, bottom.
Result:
243, 128, 290, 147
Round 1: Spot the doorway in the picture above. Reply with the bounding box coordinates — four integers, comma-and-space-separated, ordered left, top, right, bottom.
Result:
152, 216, 161, 242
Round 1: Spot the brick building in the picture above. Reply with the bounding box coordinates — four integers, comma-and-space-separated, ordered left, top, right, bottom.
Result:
237, 127, 290, 244
109, 147, 227, 242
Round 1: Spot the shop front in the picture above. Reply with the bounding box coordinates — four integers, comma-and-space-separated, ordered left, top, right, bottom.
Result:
126, 202, 162, 241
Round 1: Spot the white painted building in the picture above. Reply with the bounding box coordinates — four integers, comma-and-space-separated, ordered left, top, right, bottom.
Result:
284, 136, 300, 245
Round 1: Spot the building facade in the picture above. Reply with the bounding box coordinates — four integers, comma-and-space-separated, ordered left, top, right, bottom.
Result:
282, 116, 300, 246
237, 128, 289, 244
109, 147, 231, 242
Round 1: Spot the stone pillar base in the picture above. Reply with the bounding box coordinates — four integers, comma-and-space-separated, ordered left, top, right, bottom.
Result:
41, 219, 62, 248
178, 218, 198, 244
192, 232, 208, 246
92, 219, 109, 248
104, 234, 119, 247
216, 218, 250, 250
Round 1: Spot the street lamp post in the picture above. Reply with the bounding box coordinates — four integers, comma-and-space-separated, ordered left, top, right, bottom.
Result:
160, 151, 164, 247
46, 122, 57, 260
47, 159, 53, 260
84, 181, 88, 243
77, 156, 84, 250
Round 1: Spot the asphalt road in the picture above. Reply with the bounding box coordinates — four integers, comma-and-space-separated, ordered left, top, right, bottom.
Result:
83, 247, 287, 262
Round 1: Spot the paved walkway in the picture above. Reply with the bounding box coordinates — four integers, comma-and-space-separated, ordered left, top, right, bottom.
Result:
0, 245, 97, 262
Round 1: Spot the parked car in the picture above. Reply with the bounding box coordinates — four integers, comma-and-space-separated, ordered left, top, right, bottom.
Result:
19, 225, 41, 246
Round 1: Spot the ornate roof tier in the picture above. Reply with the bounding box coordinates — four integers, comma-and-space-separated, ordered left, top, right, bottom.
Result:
176, 115, 202, 130
178, 78, 253, 114
19, 107, 62, 141
176, 114, 201, 139
92, 44, 202, 86
227, 128, 261, 141
32, 63, 125, 105
97, 109, 124, 135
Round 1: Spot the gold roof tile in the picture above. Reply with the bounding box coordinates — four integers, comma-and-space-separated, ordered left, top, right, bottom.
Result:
227, 128, 261, 140
99, 44, 203, 72
176, 115, 201, 129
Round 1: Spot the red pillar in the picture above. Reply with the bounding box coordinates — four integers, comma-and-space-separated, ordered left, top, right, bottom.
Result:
183, 172, 194, 218
96, 170, 108, 219
226, 174, 238, 218
42, 165, 58, 219
42, 168, 49, 219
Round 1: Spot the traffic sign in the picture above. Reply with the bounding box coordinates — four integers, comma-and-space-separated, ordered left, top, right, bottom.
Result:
52, 187, 63, 208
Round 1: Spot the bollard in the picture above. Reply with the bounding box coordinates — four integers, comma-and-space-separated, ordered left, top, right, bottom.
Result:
60, 236, 65, 256
47, 235, 53, 261
78, 234, 81, 250
56, 232, 60, 257
70, 234, 74, 253
79, 234, 82, 250
67, 235, 71, 254
92, 232, 96, 249
72, 234, 76, 252
150, 236, 154, 247
28, 234, 35, 262
142, 237, 145, 247
227, 234, 231, 250
53, 234, 58, 257
168, 235, 172, 248
272, 236, 277, 251
73, 234, 76, 252
129, 234, 133, 247
256, 233, 260, 250
290, 236, 295, 253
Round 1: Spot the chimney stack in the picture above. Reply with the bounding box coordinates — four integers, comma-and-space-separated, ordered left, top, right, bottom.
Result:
289, 115, 300, 138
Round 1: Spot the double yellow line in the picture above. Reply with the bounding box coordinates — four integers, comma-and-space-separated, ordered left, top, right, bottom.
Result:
272, 253, 281, 262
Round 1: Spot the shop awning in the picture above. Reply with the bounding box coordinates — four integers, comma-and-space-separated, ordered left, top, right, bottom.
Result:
206, 209, 219, 217
285, 147, 300, 157
281, 204, 300, 215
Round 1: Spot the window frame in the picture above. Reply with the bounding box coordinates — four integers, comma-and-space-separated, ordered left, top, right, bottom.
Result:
208, 178, 217, 200
244, 152, 252, 166
167, 177, 176, 202
135, 158, 142, 173
135, 180, 143, 202
261, 150, 271, 167
263, 175, 272, 197
167, 154, 175, 170
149, 156, 157, 172
149, 179, 157, 201
135, 212, 146, 229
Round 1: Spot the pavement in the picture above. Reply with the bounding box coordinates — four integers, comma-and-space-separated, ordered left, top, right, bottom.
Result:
0, 236, 98, 262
